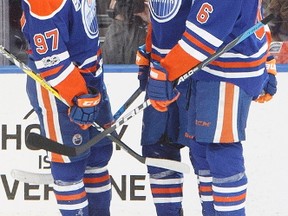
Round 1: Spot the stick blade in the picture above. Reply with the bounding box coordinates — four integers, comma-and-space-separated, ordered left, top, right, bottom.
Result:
145, 158, 190, 173
26, 132, 77, 156
11, 169, 54, 184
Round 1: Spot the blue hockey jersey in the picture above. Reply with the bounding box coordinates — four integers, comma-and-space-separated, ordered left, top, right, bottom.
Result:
21, 0, 103, 105
148, 0, 269, 97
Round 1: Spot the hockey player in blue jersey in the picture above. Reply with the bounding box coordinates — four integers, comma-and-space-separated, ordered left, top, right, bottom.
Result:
137, 0, 277, 215
21, 0, 114, 215
136, 7, 193, 216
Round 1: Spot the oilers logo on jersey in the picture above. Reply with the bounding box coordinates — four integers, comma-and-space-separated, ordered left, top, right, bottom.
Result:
82, 0, 99, 39
149, 0, 182, 23
72, 133, 83, 146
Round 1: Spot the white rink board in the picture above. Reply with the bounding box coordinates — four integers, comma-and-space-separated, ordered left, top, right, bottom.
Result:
0, 67, 287, 216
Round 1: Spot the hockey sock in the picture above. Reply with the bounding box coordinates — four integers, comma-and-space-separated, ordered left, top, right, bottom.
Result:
197, 174, 215, 216
83, 166, 111, 216
53, 180, 89, 216
149, 170, 184, 216
213, 174, 247, 216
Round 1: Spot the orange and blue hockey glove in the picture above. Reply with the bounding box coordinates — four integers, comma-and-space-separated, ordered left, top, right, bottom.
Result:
136, 44, 150, 91
147, 63, 180, 112
255, 55, 277, 103
68, 87, 102, 129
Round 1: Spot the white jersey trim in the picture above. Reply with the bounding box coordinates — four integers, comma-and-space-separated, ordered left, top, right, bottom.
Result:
202, 66, 265, 79
186, 20, 223, 47
179, 39, 207, 62
35, 51, 70, 69
220, 43, 268, 59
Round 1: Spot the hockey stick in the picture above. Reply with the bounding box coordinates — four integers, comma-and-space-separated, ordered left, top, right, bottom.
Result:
113, 87, 143, 120
11, 169, 54, 185
1, 46, 190, 174
27, 14, 274, 156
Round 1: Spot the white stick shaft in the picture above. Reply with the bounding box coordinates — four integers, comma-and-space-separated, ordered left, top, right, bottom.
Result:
145, 158, 190, 173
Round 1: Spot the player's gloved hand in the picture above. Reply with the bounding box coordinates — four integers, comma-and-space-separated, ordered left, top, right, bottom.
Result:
147, 63, 180, 112
69, 87, 101, 130
136, 44, 150, 91
255, 56, 277, 103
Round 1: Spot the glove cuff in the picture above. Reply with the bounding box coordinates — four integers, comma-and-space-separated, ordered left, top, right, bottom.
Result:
136, 44, 150, 66
150, 67, 167, 81
266, 58, 277, 75
75, 87, 101, 107
136, 50, 150, 66
138, 66, 149, 80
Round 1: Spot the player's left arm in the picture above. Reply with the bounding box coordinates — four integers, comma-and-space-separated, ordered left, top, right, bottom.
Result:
254, 25, 278, 103
254, 54, 277, 103
160, 0, 247, 81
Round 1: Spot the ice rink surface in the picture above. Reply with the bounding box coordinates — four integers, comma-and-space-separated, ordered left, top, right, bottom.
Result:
0, 68, 287, 215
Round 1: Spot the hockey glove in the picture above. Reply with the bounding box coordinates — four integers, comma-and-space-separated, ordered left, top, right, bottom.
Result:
136, 44, 150, 91
147, 63, 180, 112
69, 87, 102, 130
255, 56, 277, 103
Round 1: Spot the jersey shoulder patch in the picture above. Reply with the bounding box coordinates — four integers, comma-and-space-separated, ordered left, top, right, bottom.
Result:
24, 0, 66, 18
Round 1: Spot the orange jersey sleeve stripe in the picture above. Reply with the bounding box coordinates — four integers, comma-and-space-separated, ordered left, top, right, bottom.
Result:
79, 65, 98, 73
183, 31, 215, 55
40, 65, 63, 79
151, 52, 162, 63
97, 48, 102, 56
161, 44, 200, 81
25, 0, 65, 17
20, 13, 26, 28
211, 55, 267, 69
55, 191, 87, 201
145, 23, 153, 53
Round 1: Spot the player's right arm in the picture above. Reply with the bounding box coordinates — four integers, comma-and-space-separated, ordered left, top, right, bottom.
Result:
21, 0, 88, 106
21, 0, 102, 128
254, 25, 278, 103
161, 0, 267, 84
